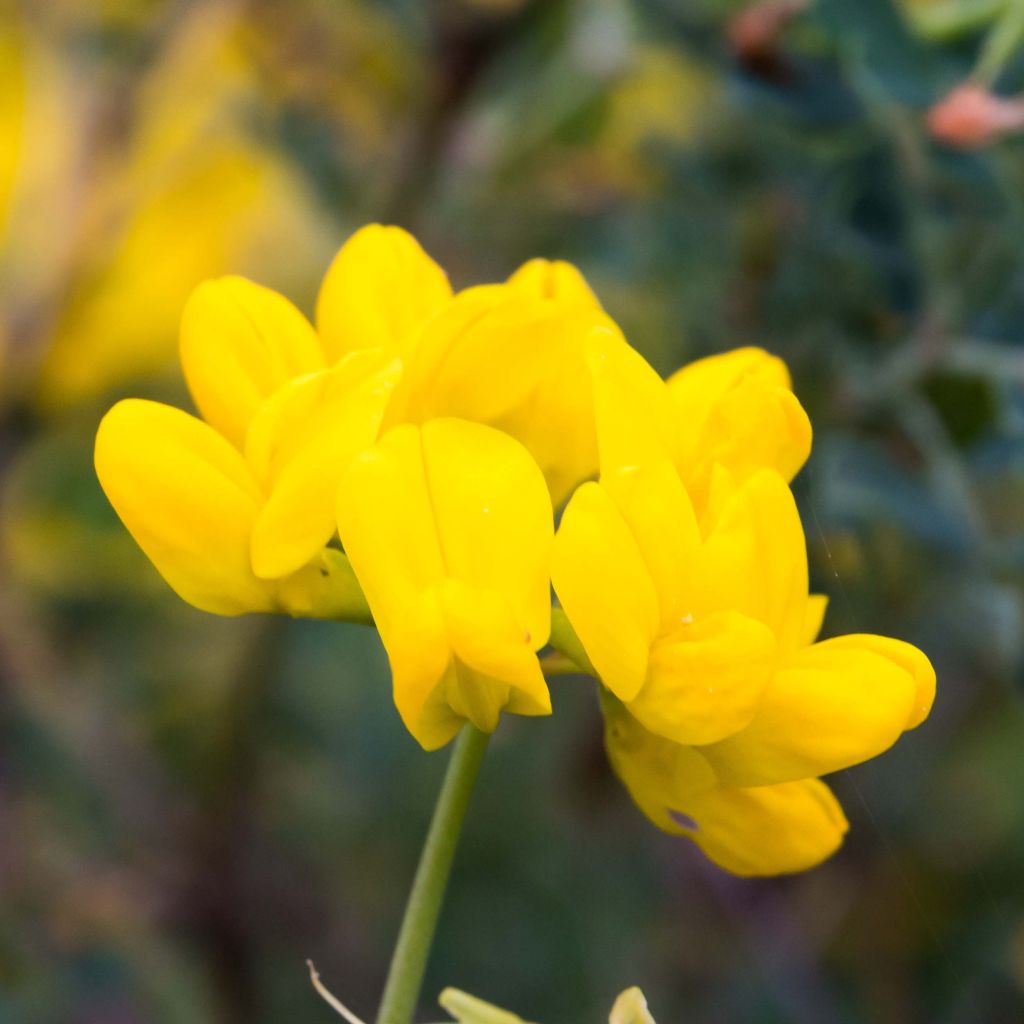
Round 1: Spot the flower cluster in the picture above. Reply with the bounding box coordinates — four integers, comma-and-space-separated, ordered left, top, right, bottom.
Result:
95, 224, 935, 876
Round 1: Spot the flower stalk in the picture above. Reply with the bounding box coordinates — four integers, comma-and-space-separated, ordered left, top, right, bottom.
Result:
376, 724, 490, 1024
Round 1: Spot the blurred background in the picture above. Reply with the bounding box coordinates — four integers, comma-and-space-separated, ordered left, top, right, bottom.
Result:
2, 0, 1024, 1021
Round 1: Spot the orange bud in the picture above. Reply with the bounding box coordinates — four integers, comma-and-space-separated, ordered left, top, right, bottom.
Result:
727, 0, 809, 62
927, 83, 1024, 150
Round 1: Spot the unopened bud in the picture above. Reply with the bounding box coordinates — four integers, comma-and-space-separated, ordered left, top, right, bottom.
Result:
927, 83, 1024, 150
727, 0, 809, 62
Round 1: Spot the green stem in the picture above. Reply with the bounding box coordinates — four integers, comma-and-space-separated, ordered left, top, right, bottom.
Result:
538, 652, 582, 677
376, 725, 490, 1024
975, 0, 1024, 87
548, 608, 596, 677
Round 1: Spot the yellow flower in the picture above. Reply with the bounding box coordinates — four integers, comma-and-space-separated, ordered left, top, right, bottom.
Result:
316, 222, 453, 361
28, 5, 336, 409
93, 371, 388, 619
666, 345, 811, 505
0, 19, 26, 241
95, 265, 405, 615
179, 275, 327, 450
335, 419, 553, 750
603, 696, 850, 877
552, 335, 935, 875
98, 223, 619, 748
598, 44, 716, 194
588, 327, 810, 509
385, 262, 611, 505
506, 257, 600, 307
94, 220, 468, 615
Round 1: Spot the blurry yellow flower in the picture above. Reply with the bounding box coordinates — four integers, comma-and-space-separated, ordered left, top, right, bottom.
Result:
385, 260, 611, 504
242, 0, 426, 174
37, 138, 328, 410
0, 13, 86, 402
336, 419, 553, 750
598, 44, 716, 192
15, 3, 336, 410
0, 20, 26, 239
552, 335, 935, 874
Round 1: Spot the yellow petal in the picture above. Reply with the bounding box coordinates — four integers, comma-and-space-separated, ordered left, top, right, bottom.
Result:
499, 260, 603, 500
335, 423, 447, 644
394, 287, 601, 423
95, 399, 274, 615
438, 580, 550, 732
385, 589, 458, 749
604, 700, 847, 876
586, 326, 677, 477
179, 275, 325, 448
818, 633, 935, 729
668, 346, 811, 496
389, 586, 550, 754
701, 634, 926, 787
681, 777, 848, 877
488, 326, 603, 506
315, 223, 452, 361
382, 285, 512, 425
671, 342, 782, 421
247, 351, 401, 579
636, 610, 776, 746
419, 418, 554, 648
506, 257, 600, 307
603, 694, 718, 835
698, 469, 808, 652
802, 594, 829, 645
388, 286, 612, 502
552, 482, 660, 701
602, 460, 701, 628
336, 421, 553, 749
668, 345, 791, 445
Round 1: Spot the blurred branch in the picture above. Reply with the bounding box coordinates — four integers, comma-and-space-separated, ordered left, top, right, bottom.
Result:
383, 1, 550, 229
184, 615, 290, 1024
974, 0, 1024, 87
